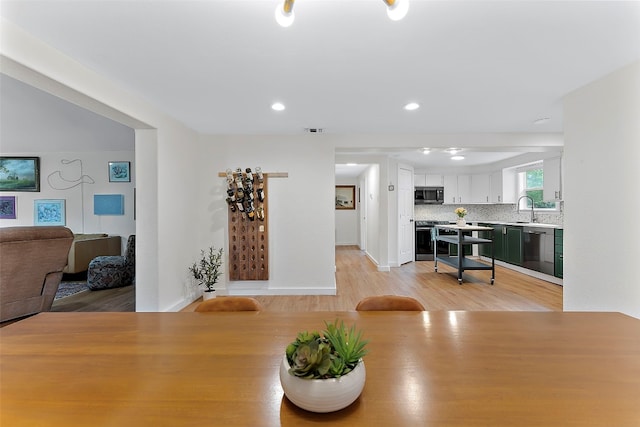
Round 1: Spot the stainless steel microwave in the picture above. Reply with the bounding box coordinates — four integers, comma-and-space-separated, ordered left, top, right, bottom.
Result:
415, 186, 444, 204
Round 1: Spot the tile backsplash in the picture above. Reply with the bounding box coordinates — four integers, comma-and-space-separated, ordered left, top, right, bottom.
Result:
415, 202, 563, 226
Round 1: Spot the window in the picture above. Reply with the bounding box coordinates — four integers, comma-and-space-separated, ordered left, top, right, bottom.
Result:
517, 165, 557, 210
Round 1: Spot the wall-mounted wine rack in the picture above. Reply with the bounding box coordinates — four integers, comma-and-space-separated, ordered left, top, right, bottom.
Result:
218, 169, 287, 281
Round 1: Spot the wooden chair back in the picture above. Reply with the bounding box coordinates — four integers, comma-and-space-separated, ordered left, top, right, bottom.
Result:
355, 295, 425, 311
195, 297, 263, 312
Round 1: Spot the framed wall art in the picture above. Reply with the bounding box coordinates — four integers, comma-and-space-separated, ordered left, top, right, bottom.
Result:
0, 196, 17, 219
0, 156, 40, 192
34, 199, 66, 226
94, 194, 124, 215
335, 185, 356, 210
108, 161, 131, 182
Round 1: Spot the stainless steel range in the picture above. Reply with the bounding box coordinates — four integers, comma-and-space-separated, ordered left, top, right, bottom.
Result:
415, 220, 450, 261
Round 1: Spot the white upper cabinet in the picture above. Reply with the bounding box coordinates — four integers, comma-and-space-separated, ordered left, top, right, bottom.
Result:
471, 174, 491, 203
425, 174, 443, 186
443, 175, 458, 204
543, 157, 563, 201
490, 170, 503, 203
444, 175, 471, 204
415, 174, 443, 187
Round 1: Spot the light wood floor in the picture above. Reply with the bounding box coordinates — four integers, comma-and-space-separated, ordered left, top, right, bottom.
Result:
183, 245, 563, 312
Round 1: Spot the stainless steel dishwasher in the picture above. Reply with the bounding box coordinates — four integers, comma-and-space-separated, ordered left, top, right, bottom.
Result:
522, 227, 555, 275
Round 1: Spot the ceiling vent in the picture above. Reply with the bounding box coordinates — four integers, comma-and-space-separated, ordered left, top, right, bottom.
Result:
304, 128, 324, 133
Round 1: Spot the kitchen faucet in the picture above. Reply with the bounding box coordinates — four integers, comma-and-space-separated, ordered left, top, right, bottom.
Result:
517, 195, 536, 223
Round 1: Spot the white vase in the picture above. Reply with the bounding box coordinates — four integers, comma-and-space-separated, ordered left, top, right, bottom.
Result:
456, 217, 466, 226
279, 355, 366, 413
202, 290, 216, 300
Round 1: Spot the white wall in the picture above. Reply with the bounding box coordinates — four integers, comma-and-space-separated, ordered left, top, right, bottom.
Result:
198, 135, 337, 295
335, 177, 359, 246
563, 60, 640, 318
1, 19, 201, 312
0, 151, 136, 251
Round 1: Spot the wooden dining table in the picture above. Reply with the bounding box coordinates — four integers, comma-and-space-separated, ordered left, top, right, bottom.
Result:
2, 311, 639, 426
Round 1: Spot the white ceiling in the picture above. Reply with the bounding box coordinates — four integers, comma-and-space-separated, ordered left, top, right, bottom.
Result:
1, 0, 639, 174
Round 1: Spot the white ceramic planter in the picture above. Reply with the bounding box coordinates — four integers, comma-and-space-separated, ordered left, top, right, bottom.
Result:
202, 290, 216, 300
279, 355, 366, 413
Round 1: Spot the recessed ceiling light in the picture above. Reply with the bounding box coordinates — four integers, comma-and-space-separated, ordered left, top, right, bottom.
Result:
271, 102, 285, 111
533, 117, 550, 125
404, 102, 420, 111
445, 148, 461, 154
451, 155, 465, 161
422, 148, 430, 155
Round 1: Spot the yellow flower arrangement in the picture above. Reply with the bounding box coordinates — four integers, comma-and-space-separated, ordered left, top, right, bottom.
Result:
454, 207, 467, 218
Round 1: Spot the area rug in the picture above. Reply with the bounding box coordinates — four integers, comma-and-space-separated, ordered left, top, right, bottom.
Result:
55, 281, 89, 300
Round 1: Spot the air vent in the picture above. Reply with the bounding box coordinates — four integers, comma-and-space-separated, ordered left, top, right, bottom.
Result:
304, 128, 324, 133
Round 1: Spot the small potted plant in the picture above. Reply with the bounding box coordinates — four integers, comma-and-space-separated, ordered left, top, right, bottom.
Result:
455, 207, 468, 226
279, 319, 369, 413
189, 246, 223, 300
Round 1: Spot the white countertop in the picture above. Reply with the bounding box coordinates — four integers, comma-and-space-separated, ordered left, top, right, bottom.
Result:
435, 224, 493, 231
470, 221, 562, 229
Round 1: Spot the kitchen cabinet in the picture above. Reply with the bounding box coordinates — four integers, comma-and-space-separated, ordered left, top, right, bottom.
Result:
543, 157, 562, 201
554, 229, 563, 278
444, 174, 471, 204
505, 227, 523, 265
415, 174, 443, 187
426, 174, 443, 186
471, 174, 491, 203
479, 224, 522, 266
490, 170, 504, 203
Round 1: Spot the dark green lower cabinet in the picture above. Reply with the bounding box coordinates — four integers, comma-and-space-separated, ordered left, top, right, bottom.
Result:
479, 224, 520, 266
504, 227, 523, 266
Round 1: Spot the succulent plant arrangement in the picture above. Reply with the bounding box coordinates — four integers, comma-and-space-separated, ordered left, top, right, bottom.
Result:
189, 246, 223, 292
285, 319, 369, 379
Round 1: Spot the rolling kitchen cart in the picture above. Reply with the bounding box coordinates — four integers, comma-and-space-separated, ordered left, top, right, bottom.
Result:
433, 224, 495, 284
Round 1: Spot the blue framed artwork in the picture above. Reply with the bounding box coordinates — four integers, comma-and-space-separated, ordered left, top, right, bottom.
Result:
0, 196, 17, 219
34, 199, 66, 226
94, 194, 124, 215
108, 161, 131, 182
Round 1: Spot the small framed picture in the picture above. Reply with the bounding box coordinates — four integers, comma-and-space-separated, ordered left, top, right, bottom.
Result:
108, 161, 131, 182
34, 199, 66, 226
0, 156, 40, 192
335, 185, 356, 210
0, 196, 17, 219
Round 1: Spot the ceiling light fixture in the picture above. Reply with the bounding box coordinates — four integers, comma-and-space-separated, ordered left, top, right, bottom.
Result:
276, 0, 409, 26
404, 102, 420, 111
422, 148, 430, 155
451, 155, 465, 161
383, 0, 410, 21
445, 148, 461, 154
275, 0, 295, 27
271, 102, 285, 111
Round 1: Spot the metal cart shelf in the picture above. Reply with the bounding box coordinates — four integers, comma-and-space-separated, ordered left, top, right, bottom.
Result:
434, 225, 495, 284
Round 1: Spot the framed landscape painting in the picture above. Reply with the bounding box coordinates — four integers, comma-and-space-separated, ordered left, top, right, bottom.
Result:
108, 161, 131, 182
34, 199, 66, 226
0, 196, 17, 219
0, 157, 40, 192
335, 185, 356, 210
